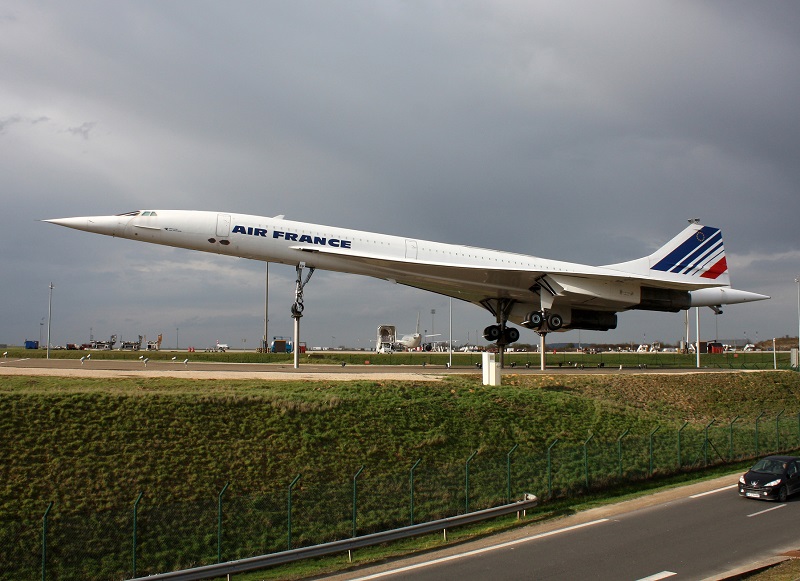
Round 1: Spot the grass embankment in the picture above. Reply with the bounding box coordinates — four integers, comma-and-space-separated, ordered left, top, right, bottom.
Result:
2, 371, 800, 579
6, 372, 797, 511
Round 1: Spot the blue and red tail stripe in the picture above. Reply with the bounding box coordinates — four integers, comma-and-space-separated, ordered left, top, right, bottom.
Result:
651, 226, 728, 280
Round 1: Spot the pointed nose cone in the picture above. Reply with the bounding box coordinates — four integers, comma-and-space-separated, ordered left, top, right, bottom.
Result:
43, 215, 125, 236
43, 217, 89, 230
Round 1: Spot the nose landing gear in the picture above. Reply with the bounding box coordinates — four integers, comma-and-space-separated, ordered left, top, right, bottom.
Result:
291, 263, 315, 368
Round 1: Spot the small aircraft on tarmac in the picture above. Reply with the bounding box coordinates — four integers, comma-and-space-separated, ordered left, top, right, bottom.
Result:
377, 314, 441, 353
45, 211, 768, 351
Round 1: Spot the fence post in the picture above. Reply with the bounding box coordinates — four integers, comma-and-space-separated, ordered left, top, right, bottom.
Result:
649, 426, 660, 476
409, 458, 422, 525
42, 501, 53, 581
352, 466, 365, 538
755, 411, 764, 456
132, 492, 143, 577
547, 439, 559, 497
776, 409, 785, 453
704, 420, 715, 466
729, 416, 740, 460
677, 422, 688, 468
583, 434, 594, 488
465, 451, 478, 513
617, 429, 629, 477
287, 474, 301, 550
217, 482, 229, 563
506, 444, 518, 503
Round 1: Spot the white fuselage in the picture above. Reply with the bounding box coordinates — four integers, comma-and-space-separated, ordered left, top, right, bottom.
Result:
45, 210, 769, 334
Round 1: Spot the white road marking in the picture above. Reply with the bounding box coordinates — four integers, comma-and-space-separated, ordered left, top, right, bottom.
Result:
636, 572, 677, 581
747, 504, 786, 517
347, 519, 610, 580
690, 483, 738, 498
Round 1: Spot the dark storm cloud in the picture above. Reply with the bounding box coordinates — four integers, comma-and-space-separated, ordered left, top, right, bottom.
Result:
1, 1, 798, 348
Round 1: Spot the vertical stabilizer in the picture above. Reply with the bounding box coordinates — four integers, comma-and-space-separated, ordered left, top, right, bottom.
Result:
606, 223, 730, 286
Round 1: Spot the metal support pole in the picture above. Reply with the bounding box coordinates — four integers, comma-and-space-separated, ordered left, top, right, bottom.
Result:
287, 474, 301, 550
755, 411, 764, 456
776, 409, 785, 453
42, 501, 53, 581
265, 263, 270, 352
774, 338, 777, 370
352, 466, 364, 538
217, 482, 229, 563
409, 458, 422, 525
540, 333, 546, 371
649, 426, 661, 476
46, 283, 54, 360
547, 439, 559, 497
465, 451, 478, 513
703, 420, 715, 467
506, 444, 518, 502
449, 297, 453, 369
796, 277, 800, 364
292, 316, 300, 369
133, 492, 143, 577
729, 416, 740, 460
677, 421, 689, 468
695, 307, 700, 369
617, 429, 629, 477
583, 434, 594, 488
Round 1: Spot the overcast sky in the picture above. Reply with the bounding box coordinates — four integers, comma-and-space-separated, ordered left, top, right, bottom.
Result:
2, 1, 798, 351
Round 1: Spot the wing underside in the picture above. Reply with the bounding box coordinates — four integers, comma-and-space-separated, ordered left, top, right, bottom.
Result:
290, 244, 720, 318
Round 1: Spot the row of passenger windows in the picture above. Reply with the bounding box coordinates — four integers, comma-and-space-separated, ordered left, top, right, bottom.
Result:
271, 226, 543, 267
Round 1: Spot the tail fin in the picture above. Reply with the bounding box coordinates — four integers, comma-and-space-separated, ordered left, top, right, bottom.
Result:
607, 223, 730, 286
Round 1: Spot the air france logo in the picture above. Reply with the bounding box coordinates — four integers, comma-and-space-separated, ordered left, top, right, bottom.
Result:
232, 225, 352, 249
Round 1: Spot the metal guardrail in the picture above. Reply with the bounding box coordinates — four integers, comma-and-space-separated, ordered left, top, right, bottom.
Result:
129, 496, 539, 581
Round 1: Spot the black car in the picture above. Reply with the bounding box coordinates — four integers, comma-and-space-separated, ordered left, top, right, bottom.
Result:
739, 455, 800, 502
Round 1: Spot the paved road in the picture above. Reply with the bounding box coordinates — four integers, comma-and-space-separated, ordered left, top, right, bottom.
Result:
324, 476, 800, 581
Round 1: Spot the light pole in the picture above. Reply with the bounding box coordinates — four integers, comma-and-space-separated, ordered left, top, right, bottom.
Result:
46, 282, 54, 359
796, 277, 800, 363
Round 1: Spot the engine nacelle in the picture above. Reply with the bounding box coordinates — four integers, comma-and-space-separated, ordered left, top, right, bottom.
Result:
564, 309, 618, 331
636, 286, 691, 313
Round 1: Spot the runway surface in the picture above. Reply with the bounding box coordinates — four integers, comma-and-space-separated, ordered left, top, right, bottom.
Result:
0, 354, 747, 380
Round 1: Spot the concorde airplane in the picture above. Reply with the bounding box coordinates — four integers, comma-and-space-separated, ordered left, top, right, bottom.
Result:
44, 211, 768, 347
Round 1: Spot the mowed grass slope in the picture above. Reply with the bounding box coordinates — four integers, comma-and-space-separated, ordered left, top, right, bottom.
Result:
2, 371, 800, 520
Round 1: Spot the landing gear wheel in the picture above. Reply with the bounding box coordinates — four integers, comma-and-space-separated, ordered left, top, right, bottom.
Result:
504, 327, 520, 344
527, 312, 544, 329
483, 325, 501, 342
547, 314, 563, 331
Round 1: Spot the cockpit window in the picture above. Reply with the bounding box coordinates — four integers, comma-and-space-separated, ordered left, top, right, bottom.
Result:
117, 211, 141, 217
140, 211, 158, 217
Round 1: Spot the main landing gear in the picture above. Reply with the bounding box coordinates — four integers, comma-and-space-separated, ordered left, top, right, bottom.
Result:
482, 324, 520, 345
522, 310, 563, 332
480, 298, 519, 369
521, 310, 562, 371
